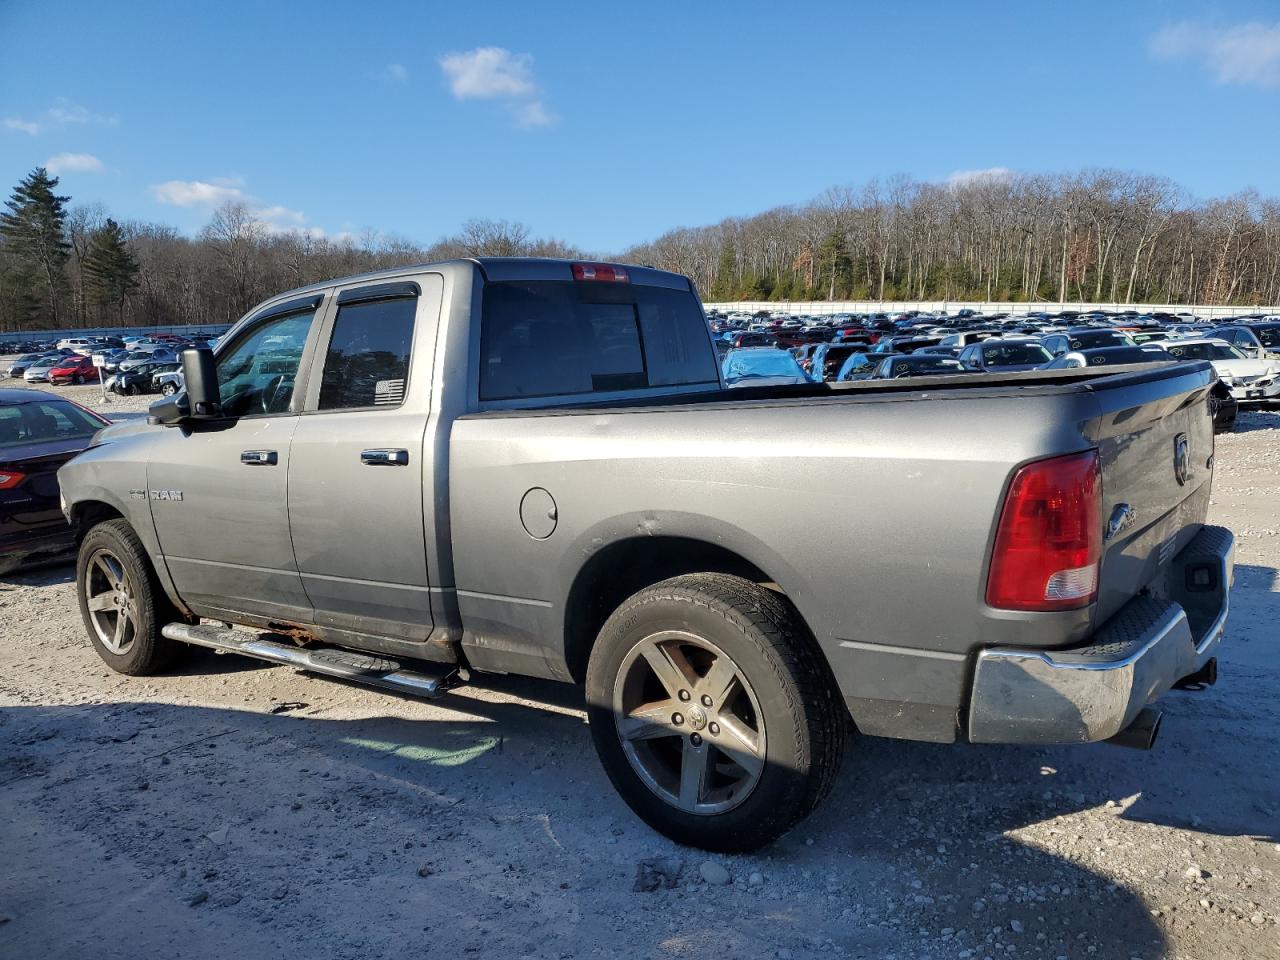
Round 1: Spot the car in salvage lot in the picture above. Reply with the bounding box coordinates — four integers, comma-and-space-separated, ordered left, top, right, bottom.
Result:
958, 339, 1053, 373
867, 353, 971, 379
48, 355, 101, 385
1, 387, 111, 574
721, 346, 809, 387
1163, 338, 1280, 404
1039, 345, 1174, 370
21, 355, 64, 383
109, 360, 180, 396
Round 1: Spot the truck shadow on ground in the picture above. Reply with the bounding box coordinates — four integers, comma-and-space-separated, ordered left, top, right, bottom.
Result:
1, 693, 1179, 960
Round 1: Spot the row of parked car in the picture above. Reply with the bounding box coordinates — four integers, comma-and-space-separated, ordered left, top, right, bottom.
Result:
715, 312, 1280, 433
2, 331, 219, 395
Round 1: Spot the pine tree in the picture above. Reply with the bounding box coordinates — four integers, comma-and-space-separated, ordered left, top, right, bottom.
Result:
0, 167, 72, 324
83, 218, 140, 322
817, 230, 855, 300
712, 239, 738, 300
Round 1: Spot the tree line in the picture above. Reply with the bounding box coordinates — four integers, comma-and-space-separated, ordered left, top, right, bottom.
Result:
0, 168, 581, 332
2, 165, 1278, 332
629, 171, 1280, 306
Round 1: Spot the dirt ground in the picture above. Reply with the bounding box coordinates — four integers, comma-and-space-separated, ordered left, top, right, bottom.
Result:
1, 380, 1277, 960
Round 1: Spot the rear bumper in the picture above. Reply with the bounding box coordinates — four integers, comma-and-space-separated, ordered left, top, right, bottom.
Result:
968, 524, 1234, 744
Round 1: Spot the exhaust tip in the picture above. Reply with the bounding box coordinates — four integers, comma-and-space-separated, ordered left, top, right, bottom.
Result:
1106, 707, 1163, 750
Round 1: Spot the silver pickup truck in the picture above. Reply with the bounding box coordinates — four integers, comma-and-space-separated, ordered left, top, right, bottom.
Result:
59, 258, 1234, 851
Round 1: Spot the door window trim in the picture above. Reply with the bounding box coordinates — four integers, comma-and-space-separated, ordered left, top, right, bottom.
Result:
299, 282, 424, 416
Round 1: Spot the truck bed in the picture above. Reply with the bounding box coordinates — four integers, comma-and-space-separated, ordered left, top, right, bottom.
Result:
461, 360, 1214, 416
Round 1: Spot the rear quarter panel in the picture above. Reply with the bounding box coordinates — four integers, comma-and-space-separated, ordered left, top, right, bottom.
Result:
448, 386, 1105, 723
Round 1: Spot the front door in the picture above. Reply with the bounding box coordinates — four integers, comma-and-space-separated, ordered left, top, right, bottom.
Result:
288, 280, 436, 641
148, 300, 323, 624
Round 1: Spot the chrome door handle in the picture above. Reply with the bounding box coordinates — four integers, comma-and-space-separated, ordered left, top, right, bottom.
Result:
241, 450, 278, 466
361, 448, 409, 466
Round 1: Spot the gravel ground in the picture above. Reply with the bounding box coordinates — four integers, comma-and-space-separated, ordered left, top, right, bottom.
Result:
1, 378, 1277, 960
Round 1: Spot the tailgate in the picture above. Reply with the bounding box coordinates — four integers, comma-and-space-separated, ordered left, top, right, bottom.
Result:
1090, 361, 1217, 623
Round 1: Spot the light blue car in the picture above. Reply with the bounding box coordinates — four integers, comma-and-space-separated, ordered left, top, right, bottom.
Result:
721, 347, 808, 388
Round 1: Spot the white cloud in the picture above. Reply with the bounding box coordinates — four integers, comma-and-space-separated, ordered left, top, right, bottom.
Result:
515, 99, 555, 128
382, 63, 409, 84
440, 47, 536, 99
946, 167, 1014, 188
150, 178, 247, 207
148, 176, 338, 239
5, 117, 41, 135
251, 204, 306, 225
44, 152, 104, 174
4, 99, 118, 136
439, 46, 555, 129
1150, 21, 1280, 89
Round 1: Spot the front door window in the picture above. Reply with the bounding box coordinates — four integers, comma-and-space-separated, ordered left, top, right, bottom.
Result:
216, 309, 317, 417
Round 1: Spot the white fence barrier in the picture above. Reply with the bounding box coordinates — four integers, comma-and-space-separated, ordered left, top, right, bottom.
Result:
701, 300, 1278, 321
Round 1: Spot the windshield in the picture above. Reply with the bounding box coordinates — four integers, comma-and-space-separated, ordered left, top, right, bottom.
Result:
723, 350, 805, 380
1254, 325, 1280, 348
1069, 330, 1134, 349
1165, 342, 1245, 362
982, 343, 1052, 365
1078, 347, 1169, 365
893, 356, 965, 373
0, 400, 105, 448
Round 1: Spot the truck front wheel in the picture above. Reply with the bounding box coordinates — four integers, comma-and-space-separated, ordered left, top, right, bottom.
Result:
76, 518, 185, 675
585, 573, 846, 852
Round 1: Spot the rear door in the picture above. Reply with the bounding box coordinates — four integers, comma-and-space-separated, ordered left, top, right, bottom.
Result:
287, 276, 443, 641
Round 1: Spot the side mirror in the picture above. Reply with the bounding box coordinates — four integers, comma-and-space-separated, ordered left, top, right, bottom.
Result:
148, 348, 220, 426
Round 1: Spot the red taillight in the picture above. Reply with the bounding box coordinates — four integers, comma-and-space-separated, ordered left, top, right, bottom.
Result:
0, 470, 26, 490
986, 450, 1101, 611
572, 262, 629, 283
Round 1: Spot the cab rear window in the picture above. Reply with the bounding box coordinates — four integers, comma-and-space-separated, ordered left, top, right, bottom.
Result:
479, 281, 717, 400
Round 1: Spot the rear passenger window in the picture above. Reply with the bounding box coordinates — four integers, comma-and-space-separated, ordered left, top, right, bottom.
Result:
318, 297, 416, 410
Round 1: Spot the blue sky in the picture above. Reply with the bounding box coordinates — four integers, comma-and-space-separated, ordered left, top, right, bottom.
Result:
2, 0, 1279, 252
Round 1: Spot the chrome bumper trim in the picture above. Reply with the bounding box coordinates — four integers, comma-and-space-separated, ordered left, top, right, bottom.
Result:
968, 525, 1233, 745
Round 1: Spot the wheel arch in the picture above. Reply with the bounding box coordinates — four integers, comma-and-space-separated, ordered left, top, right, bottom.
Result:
70, 499, 126, 545
66, 491, 192, 619
561, 528, 813, 684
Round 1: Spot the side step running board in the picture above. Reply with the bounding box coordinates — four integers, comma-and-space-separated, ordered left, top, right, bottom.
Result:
161, 622, 464, 699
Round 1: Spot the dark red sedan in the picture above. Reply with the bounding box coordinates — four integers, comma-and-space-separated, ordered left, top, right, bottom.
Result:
48, 355, 100, 385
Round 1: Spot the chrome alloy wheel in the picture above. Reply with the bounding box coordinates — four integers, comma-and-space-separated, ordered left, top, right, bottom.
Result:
612, 630, 767, 815
83, 548, 139, 655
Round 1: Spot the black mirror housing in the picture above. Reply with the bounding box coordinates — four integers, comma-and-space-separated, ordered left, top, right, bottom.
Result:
182, 347, 221, 417
147, 348, 219, 426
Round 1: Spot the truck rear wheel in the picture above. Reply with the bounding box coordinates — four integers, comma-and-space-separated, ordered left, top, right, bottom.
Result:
585, 573, 846, 852
76, 519, 185, 675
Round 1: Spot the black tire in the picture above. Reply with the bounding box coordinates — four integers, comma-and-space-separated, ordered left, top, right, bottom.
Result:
585, 573, 846, 852
126, 383, 139, 395
161, 383, 177, 396
76, 518, 186, 675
